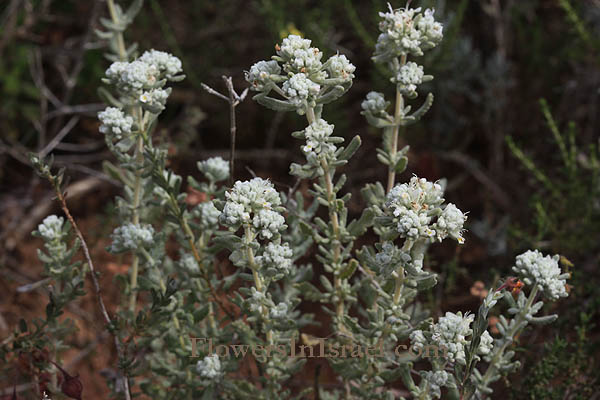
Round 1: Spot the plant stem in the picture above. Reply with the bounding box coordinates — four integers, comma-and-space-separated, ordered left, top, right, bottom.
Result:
128, 111, 145, 312
479, 285, 539, 389
106, 0, 127, 61
386, 54, 407, 193
46, 175, 132, 400
244, 226, 273, 344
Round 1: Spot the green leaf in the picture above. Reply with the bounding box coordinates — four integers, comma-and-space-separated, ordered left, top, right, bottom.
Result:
337, 135, 361, 161
394, 156, 408, 173
339, 259, 358, 279
253, 93, 297, 112
347, 207, 375, 237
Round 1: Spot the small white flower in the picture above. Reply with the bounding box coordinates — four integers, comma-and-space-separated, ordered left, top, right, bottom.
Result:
180, 253, 199, 273
373, 5, 443, 62
282, 73, 320, 107
301, 118, 336, 160
422, 370, 449, 398
434, 203, 467, 243
327, 54, 355, 81
98, 107, 134, 139
252, 209, 286, 239
411, 311, 489, 365
396, 61, 424, 94
270, 302, 289, 319
38, 215, 64, 241
196, 201, 221, 230
512, 250, 569, 300
255, 242, 293, 275
139, 88, 170, 113
478, 330, 494, 356
246, 60, 282, 90
197, 157, 230, 182
361, 91, 388, 116
196, 354, 222, 379
138, 49, 182, 78
109, 223, 155, 253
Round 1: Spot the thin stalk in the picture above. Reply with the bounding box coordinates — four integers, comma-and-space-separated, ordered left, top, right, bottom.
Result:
180, 216, 228, 323
45, 174, 132, 400
478, 285, 539, 388
128, 109, 145, 312
307, 102, 345, 332
106, 0, 127, 61
244, 226, 273, 344
378, 239, 413, 347
386, 54, 407, 193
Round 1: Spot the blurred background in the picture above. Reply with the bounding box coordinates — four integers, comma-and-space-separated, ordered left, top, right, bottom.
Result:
1, 0, 599, 398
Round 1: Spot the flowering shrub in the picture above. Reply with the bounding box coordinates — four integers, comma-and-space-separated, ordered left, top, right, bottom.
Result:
2, 1, 573, 399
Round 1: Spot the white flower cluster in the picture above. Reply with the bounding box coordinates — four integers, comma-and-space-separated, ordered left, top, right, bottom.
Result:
247, 34, 355, 114
38, 215, 64, 241
277, 34, 324, 75
197, 156, 230, 182
373, 5, 443, 62
421, 370, 449, 399
196, 354, 222, 379
513, 250, 569, 300
109, 223, 154, 253
248, 287, 266, 313
410, 311, 493, 365
220, 178, 282, 228
252, 209, 286, 239
282, 73, 321, 107
105, 60, 158, 94
98, 107, 134, 139
245, 60, 282, 91
139, 88, 170, 113
255, 242, 293, 275
180, 253, 199, 273
104, 50, 181, 101
435, 203, 468, 243
361, 91, 388, 116
301, 118, 336, 160
386, 176, 467, 243
327, 54, 356, 82
138, 49, 183, 78
196, 201, 221, 230
395, 61, 424, 95
270, 302, 289, 319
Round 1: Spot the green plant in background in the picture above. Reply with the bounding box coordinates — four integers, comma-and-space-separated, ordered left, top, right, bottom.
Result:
1, 1, 578, 400
506, 99, 600, 255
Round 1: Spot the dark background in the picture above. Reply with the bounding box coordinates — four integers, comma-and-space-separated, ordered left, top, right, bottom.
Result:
1, 0, 599, 398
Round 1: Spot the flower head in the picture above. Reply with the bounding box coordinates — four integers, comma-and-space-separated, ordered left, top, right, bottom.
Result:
197, 157, 230, 182
410, 311, 492, 365
361, 91, 389, 116
255, 242, 293, 275
395, 61, 424, 95
282, 73, 320, 108
98, 107, 134, 139
220, 178, 282, 230
301, 118, 336, 161
246, 60, 282, 91
327, 54, 355, 82
138, 49, 182, 78
373, 5, 443, 63
512, 250, 569, 300
38, 215, 65, 242
109, 223, 154, 253
196, 354, 222, 379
